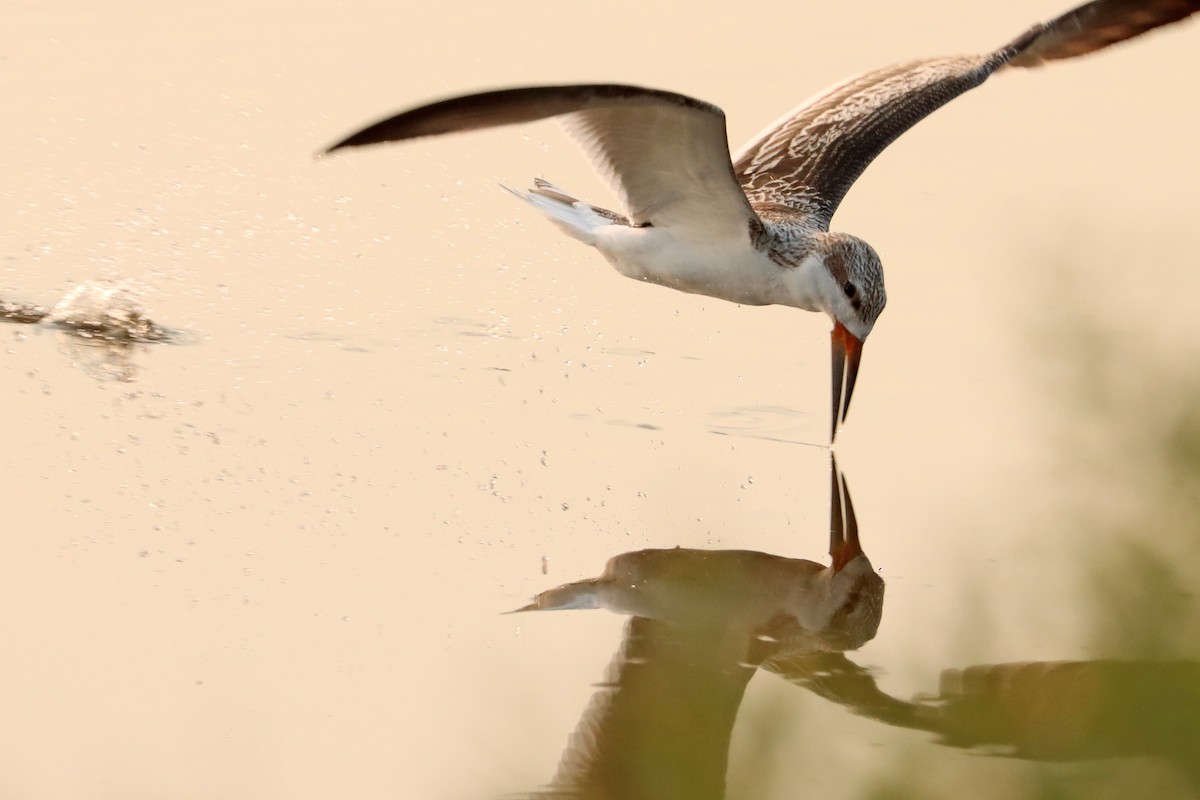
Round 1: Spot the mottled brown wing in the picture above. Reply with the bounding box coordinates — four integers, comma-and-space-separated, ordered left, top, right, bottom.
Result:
734, 0, 1198, 228
731, 49, 1018, 227
1007, 0, 1200, 67
326, 84, 759, 238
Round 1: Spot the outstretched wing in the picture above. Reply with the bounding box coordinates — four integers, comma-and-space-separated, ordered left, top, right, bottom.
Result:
326, 84, 759, 238
733, 0, 1199, 228
731, 50, 1017, 226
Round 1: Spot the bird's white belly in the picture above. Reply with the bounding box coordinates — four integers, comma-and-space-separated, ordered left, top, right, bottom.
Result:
592, 225, 799, 308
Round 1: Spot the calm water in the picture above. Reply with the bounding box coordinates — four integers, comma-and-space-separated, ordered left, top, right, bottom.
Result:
3, 2, 1199, 798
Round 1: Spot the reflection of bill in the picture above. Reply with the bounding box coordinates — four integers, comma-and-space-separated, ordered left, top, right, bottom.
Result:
514, 456, 883, 800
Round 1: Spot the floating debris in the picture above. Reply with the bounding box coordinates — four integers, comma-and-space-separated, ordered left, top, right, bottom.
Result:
0, 299, 48, 325
2, 279, 179, 382
43, 280, 171, 343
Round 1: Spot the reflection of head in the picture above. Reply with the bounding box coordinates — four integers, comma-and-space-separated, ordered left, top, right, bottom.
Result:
822, 570, 886, 651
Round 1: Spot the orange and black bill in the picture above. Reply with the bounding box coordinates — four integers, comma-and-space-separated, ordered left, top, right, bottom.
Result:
830, 321, 864, 441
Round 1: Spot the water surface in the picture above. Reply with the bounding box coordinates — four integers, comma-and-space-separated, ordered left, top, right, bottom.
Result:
3, 2, 1199, 798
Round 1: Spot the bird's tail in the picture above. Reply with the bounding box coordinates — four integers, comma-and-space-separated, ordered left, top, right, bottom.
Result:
502, 178, 626, 246
508, 578, 605, 613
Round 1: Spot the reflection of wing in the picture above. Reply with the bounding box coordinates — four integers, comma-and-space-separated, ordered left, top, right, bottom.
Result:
535, 617, 757, 800
770, 655, 1200, 780
326, 85, 758, 237
763, 651, 930, 733
931, 660, 1200, 767
733, 0, 1200, 227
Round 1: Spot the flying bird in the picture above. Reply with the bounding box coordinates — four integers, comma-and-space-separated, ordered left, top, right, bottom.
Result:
325, 0, 1199, 440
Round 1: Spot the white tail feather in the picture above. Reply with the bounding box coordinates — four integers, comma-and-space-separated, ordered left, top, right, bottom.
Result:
511, 579, 604, 612
501, 181, 619, 246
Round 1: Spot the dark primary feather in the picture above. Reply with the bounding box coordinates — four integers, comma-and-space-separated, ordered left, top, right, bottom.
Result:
1007, 0, 1200, 67
323, 84, 720, 151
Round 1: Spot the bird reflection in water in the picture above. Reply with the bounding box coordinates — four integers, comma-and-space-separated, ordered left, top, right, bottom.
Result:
515, 457, 1200, 798
514, 454, 882, 800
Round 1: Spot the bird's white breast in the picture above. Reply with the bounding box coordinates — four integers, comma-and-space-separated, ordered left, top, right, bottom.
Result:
592, 225, 829, 311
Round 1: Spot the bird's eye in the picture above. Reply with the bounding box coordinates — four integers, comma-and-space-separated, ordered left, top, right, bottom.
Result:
842, 282, 857, 298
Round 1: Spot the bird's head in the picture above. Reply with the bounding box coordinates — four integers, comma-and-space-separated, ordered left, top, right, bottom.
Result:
819, 232, 886, 441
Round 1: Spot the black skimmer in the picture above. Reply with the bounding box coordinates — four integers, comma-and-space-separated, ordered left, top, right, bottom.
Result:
326, 0, 1199, 440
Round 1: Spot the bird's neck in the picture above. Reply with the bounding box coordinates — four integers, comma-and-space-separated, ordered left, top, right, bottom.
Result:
782, 251, 837, 314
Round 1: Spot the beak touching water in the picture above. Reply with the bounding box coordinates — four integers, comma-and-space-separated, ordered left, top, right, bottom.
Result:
830, 321, 864, 442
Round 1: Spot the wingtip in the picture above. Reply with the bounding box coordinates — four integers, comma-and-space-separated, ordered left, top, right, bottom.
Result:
321, 134, 362, 155
322, 123, 395, 155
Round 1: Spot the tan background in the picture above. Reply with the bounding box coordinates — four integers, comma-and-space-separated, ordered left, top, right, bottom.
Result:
2, 1, 1199, 797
